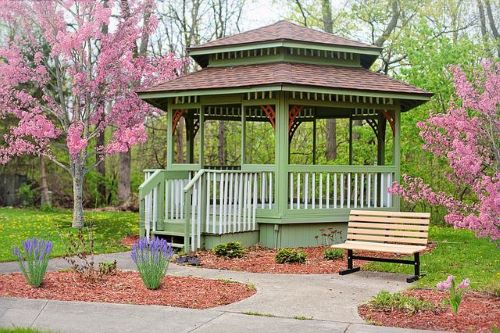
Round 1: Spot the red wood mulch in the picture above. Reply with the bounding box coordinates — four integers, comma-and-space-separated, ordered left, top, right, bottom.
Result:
121, 235, 139, 248
196, 245, 419, 274
359, 289, 500, 332
0, 271, 255, 309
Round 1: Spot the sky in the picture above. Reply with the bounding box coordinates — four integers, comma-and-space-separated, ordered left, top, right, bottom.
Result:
240, 0, 284, 30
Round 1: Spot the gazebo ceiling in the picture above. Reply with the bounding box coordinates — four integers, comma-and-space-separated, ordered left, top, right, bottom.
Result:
139, 62, 432, 111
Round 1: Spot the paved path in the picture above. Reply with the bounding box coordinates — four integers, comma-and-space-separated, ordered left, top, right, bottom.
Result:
0, 252, 441, 332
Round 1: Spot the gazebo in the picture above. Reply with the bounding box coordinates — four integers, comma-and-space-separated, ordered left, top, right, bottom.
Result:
138, 21, 431, 252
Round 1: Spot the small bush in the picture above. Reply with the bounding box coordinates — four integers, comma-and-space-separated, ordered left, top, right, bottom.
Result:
61, 224, 99, 281
131, 237, 173, 290
275, 248, 306, 264
98, 260, 117, 276
324, 248, 343, 260
369, 291, 434, 314
213, 242, 245, 258
13, 238, 53, 287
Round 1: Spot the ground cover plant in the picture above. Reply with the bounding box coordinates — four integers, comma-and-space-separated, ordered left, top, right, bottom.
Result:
359, 289, 500, 332
0, 271, 256, 309
275, 248, 307, 264
323, 248, 343, 260
0, 207, 138, 262
213, 242, 245, 258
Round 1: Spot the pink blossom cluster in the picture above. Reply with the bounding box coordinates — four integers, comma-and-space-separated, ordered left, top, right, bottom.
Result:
436, 275, 470, 291
0, 0, 184, 165
390, 62, 499, 240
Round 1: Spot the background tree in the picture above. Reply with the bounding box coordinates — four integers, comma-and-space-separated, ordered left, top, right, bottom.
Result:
0, 0, 183, 226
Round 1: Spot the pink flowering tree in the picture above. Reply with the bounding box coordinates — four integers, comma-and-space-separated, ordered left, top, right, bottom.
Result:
0, 0, 183, 227
391, 62, 499, 240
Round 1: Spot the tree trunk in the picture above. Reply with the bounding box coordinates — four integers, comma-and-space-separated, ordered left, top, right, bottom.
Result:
118, 151, 131, 206
218, 120, 226, 166
72, 159, 85, 228
322, 0, 337, 161
40, 156, 51, 207
96, 124, 106, 205
175, 118, 184, 163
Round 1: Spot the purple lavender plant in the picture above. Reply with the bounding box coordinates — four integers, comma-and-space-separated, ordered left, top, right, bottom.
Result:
13, 238, 53, 287
131, 237, 173, 290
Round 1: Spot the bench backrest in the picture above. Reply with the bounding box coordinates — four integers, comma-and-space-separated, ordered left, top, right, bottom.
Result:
347, 210, 431, 246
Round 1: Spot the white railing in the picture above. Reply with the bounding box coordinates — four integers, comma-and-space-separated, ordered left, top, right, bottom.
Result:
140, 170, 164, 239
183, 169, 274, 251
288, 167, 395, 210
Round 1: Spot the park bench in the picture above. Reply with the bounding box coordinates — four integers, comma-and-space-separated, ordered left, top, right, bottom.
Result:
332, 210, 430, 283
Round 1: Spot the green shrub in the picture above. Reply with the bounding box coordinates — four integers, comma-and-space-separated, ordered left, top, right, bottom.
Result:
369, 291, 434, 314
213, 242, 245, 258
275, 248, 306, 264
324, 248, 343, 260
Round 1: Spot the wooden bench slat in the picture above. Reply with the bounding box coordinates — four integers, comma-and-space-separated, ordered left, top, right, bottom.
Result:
332, 241, 426, 254
349, 215, 430, 225
348, 222, 429, 231
348, 228, 428, 238
350, 210, 430, 218
347, 234, 428, 245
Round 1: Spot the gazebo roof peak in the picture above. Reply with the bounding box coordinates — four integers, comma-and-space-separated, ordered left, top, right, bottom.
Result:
189, 20, 380, 52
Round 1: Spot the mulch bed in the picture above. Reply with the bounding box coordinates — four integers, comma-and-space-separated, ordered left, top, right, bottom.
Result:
0, 271, 255, 309
359, 289, 500, 332
196, 245, 415, 274
121, 234, 139, 248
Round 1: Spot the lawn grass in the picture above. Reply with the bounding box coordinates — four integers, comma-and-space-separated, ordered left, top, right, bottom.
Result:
364, 226, 500, 294
0, 328, 50, 333
0, 207, 138, 262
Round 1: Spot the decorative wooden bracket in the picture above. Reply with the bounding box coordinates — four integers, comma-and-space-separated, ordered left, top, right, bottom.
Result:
382, 110, 395, 134
289, 105, 303, 142
289, 105, 302, 130
366, 118, 378, 137
260, 105, 276, 129
172, 109, 187, 134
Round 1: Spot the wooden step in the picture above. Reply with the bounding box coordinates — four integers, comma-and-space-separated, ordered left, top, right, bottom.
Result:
152, 230, 185, 237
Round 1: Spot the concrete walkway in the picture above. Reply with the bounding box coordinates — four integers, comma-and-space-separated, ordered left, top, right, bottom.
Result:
0, 252, 441, 332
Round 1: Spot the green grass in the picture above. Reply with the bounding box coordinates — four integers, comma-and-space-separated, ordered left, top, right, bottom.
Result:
364, 226, 500, 294
0, 328, 51, 333
0, 207, 138, 262
369, 291, 435, 314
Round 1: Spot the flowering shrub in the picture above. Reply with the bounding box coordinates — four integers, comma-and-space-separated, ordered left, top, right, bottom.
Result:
13, 238, 53, 287
390, 62, 499, 240
437, 275, 470, 314
131, 237, 173, 290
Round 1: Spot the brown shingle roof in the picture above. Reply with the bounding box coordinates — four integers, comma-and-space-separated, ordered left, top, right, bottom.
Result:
189, 20, 380, 51
141, 62, 431, 98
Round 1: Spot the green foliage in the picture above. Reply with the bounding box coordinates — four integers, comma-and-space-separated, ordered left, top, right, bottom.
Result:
364, 226, 500, 294
0, 207, 138, 262
17, 183, 36, 207
275, 248, 307, 264
0, 329, 52, 333
323, 248, 343, 260
98, 260, 117, 276
369, 291, 434, 314
213, 242, 245, 258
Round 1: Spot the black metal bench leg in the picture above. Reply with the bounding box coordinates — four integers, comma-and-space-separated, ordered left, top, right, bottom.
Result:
339, 249, 361, 275
406, 253, 422, 283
